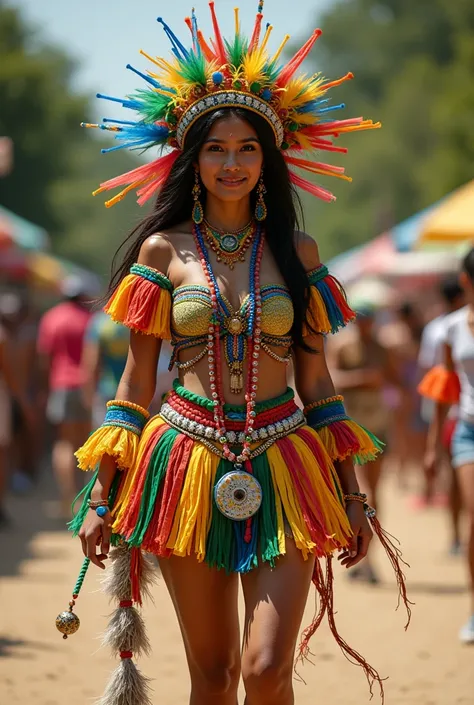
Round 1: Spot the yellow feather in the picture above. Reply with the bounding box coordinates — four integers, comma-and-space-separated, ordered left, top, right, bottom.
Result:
278, 75, 324, 110
242, 48, 268, 86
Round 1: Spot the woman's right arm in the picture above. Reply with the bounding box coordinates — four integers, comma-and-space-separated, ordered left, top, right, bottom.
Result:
79, 235, 172, 568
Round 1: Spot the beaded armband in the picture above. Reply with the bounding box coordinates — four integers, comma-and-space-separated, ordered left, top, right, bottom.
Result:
304, 395, 383, 465
75, 400, 150, 472
104, 263, 172, 339
304, 265, 356, 336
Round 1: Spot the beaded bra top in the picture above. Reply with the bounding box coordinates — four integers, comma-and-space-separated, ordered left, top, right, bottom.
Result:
172, 284, 294, 339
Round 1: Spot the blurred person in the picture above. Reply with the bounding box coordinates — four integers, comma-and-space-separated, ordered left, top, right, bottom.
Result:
82, 311, 129, 428
37, 276, 92, 517
2, 291, 40, 491
420, 248, 474, 643
418, 275, 464, 551
328, 303, 399, 582
0, 292, 35, 528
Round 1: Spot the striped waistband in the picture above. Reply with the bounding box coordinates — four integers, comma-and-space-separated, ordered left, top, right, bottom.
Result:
159, 381, 306, 458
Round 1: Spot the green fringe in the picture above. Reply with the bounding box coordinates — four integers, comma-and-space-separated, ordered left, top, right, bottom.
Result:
205, 459, 236, 573
252, 454, 280, 567
354, 426, 385, 465
127, 428, 178, 546
67, 470, 122, 536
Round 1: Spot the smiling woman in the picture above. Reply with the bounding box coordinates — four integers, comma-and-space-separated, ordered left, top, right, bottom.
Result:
63, 4, 410, 705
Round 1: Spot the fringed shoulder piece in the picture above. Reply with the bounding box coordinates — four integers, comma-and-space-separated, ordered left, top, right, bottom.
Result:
305, 264, 355, 335
418, 365, 460, 404
104, 263, 173, 339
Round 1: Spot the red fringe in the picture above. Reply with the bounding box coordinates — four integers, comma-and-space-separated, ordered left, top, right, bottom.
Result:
325, 274, 356, 322
130, 547, 143, 606
367, 511, 413, 630
295, 559, 327, 665
152, 435, 194, 554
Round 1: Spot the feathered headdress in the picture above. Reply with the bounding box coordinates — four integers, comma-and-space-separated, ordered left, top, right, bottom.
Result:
82, 2, 380, 208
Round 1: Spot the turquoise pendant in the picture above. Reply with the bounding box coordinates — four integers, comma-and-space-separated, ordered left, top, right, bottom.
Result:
255, 200, 267, 222
192, 200, 204, 224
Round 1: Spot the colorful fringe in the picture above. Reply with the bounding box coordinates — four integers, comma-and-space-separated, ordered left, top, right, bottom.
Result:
305, 265, 355, 335
418, 365, 461, 404
305, 396, 384, 464
75, 401, 150, 472
73, 387, 352, 573
105, 263, 172, 339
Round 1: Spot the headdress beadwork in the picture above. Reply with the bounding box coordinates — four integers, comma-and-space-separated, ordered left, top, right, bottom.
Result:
82, 2, 380, 208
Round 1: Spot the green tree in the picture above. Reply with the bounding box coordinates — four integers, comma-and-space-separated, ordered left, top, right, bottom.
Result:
297, 0, 474, 259
0, 3, 142, 276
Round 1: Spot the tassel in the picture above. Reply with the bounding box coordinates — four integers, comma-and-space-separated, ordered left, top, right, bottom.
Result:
295, 559, 327, 665
98, 544, 157, 705
418, 365, 461, 404
102, 602, 151, 658
365, 507, 413, 630
324, 556, 386, 702
75, 425, 140, 472
96, 658, 152, 705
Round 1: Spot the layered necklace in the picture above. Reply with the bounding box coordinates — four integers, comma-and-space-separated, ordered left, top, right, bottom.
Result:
192, 221, 263, 467
203, 218, 256, 269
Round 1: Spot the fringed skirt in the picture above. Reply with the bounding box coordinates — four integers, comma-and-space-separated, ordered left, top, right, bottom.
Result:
97, 382, 352, 573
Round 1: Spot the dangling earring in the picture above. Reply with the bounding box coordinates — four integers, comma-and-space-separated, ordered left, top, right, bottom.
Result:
192, 169, 204, 225
255, 173, 267, 222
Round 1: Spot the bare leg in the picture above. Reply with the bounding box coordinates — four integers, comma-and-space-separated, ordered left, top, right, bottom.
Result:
52, 421, 90, 514
159, 555, 240, 705
448, 457, 462, 549
241, 540, 315, 705
457, 463, 474, 614
0, 446, 8, 524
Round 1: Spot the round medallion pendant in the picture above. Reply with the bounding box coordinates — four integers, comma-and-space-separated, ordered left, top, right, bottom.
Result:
220, 234, 239, 253
214, 470, 262, 520
227, 316, 244, 334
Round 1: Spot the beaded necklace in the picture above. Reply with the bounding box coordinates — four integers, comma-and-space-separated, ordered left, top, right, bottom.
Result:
203, 219, 255, 270
192, 222, 264, 466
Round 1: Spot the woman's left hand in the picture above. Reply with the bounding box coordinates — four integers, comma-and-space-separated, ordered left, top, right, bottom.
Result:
338, 501, 373, 569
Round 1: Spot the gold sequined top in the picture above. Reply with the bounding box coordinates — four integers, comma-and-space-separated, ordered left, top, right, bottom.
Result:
171, 284, 294, 340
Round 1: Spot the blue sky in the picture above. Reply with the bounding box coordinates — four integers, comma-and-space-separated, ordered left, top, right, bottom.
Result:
11, 0, 333, 119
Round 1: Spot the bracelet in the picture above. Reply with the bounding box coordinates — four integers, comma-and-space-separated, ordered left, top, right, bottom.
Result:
344, 492, 367, 504
303, 395, 344, 414
105, 399, 150, 418
87, 499, 109, 509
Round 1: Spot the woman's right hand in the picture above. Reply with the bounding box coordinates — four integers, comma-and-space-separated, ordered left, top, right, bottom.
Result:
78, 509, 112, 570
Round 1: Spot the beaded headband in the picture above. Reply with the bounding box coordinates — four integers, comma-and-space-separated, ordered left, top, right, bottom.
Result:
82, 1, 380, 208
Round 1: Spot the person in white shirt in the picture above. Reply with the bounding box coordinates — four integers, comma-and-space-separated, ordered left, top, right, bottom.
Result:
418, 275, 464, 550
420, 249, 474, 643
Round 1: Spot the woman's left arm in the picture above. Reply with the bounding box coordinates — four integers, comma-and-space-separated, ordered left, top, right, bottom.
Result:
294, 233, 373, 567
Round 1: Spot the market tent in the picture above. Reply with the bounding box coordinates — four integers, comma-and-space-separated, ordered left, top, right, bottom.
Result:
418, 180, 474, 246
391, 203, 439, 252
0, 205, 49, 250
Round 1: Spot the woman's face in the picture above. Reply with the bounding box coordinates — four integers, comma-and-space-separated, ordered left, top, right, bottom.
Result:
197, 114, 263, 203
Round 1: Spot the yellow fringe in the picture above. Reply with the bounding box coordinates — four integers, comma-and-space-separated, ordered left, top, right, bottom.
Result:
75, 425, 140, 472
266, 442, 316, 559
166, 443, 220, 560
303, 285, 332, 335
111, 417, 166, 526
105, 273, 172, 339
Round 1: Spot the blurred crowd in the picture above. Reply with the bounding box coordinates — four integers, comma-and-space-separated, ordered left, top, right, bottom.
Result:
0, 263, 472, 610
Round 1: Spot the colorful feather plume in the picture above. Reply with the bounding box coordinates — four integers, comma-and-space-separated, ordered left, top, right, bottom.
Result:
83, 1, 380, 207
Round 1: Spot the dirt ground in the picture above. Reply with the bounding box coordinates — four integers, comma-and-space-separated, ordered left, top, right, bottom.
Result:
1, 468, 473, 705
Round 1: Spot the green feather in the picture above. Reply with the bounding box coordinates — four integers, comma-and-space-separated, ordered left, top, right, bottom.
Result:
133, 88, 172, 122
176, 52, 208, 86
225, 34, 249, 69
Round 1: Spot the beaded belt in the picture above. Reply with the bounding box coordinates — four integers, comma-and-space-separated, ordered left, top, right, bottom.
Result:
159, 386, 306, 459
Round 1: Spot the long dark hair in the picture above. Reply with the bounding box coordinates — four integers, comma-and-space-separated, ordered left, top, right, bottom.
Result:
109, 107, 313, 349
